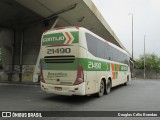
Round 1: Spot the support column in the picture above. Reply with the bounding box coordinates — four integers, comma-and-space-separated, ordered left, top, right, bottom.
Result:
19, 31, 24, 82
51, 17, 59, 29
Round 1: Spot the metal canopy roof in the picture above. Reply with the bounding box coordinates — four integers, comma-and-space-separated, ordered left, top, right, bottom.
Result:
0, 0, 129, 53
0, 0, 42, 29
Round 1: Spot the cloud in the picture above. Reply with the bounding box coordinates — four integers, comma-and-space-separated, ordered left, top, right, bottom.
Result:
92, 0, 160, 58
150, 0, 160, 10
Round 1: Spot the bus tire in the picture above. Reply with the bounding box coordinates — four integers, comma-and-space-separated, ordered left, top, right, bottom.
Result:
124, 76, 129, 86
104, 79, 111, 95
96, 80, 105, 97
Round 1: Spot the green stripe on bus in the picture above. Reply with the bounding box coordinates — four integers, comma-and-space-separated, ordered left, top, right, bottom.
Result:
79, 58, 110, 71
42, 31, 79, 46
40, 58, 128, 71
120, 65, 128, 71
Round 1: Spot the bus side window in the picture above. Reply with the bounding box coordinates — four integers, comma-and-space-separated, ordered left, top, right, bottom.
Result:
86, 33, 97, 57
97, 40, 105, 59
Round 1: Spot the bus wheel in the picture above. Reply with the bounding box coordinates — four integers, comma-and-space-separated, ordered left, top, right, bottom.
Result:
104, 80, 111, 95
124, 76, 129, 86
96, 80, 105, 97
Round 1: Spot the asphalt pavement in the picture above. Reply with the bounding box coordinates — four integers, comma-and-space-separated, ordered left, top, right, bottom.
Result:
0, 79, 160, 120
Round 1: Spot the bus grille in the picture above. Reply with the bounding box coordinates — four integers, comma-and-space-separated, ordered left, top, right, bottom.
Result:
44, 56, 75, 63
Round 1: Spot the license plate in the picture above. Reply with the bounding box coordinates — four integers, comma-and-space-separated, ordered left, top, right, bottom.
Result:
55, 87, 62, 91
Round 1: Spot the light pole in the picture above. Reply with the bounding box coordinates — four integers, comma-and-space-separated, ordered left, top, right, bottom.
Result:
144, 35, 146, 79
129, 13, 134, 77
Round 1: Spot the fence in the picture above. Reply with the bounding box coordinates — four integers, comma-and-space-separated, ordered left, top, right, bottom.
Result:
132, 69, 160, 79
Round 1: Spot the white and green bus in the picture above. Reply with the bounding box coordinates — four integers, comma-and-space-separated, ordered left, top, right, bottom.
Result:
39, 26, 131, 97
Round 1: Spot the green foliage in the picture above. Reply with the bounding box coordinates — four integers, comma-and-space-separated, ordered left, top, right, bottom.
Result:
134, 53, 160, 70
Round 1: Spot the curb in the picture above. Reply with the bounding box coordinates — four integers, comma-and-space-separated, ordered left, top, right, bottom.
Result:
0, 81, 40, 86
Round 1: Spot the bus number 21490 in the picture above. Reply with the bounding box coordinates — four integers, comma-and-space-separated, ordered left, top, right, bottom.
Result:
47, 48, 71, 54
88, 61, 101, 69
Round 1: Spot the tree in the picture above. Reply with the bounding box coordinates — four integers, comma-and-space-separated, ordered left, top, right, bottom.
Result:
134, 53, 160, 71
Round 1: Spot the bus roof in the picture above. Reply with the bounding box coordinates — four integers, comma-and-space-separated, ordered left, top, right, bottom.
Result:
43, 26, 129, 56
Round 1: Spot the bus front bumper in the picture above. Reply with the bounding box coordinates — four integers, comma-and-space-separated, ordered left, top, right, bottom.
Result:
40, 82, 86, 96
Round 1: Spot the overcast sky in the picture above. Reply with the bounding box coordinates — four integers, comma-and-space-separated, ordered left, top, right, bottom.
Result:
92, 0, 160, 59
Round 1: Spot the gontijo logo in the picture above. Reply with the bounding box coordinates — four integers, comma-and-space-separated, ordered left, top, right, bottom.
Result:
43, 35, 65, 42
42, 31, 79, 46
